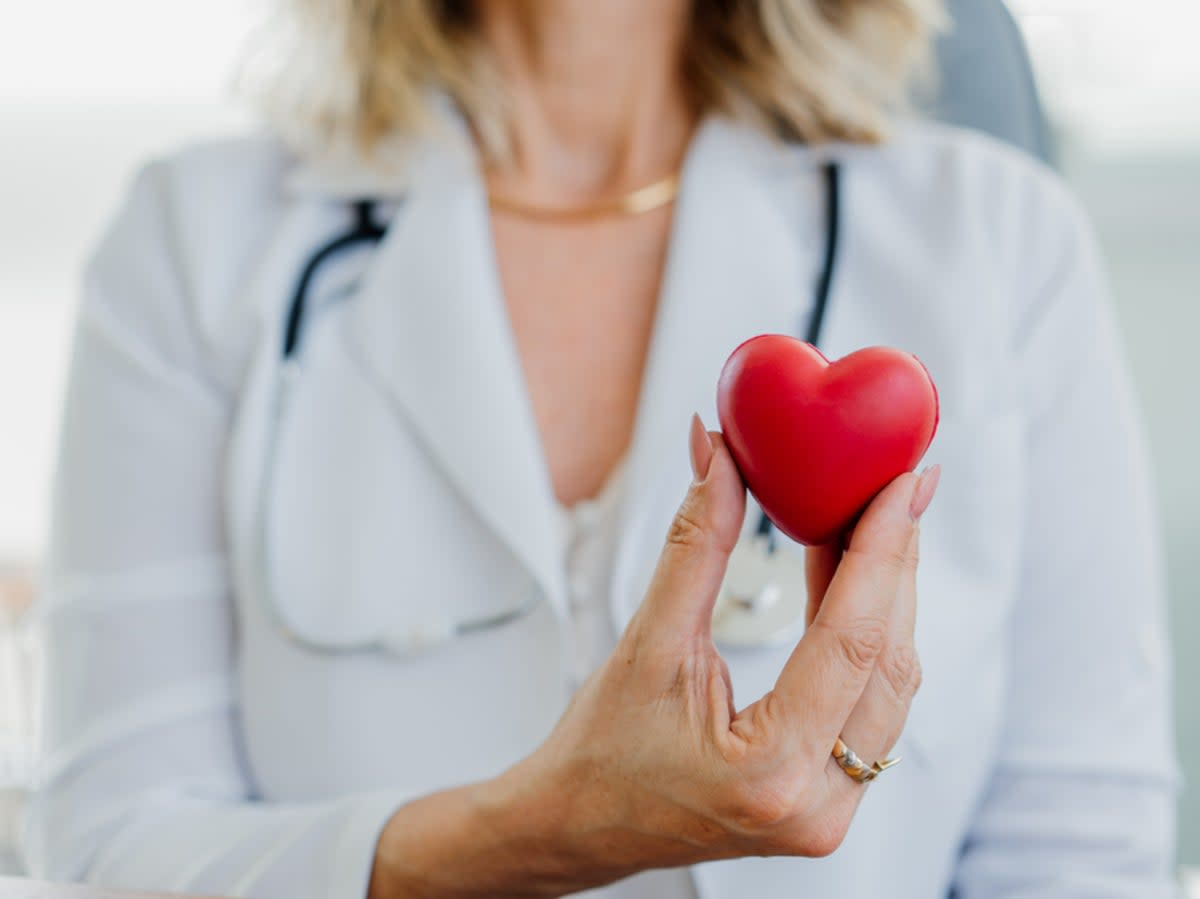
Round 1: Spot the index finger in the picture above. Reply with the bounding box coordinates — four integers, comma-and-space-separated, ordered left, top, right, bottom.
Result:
772, 472, 921, 756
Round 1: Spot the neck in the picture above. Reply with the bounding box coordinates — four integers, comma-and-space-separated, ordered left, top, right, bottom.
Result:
478, 0, 696, 201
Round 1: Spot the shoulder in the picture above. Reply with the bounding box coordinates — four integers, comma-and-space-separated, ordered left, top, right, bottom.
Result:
87, 134, 302, 389
122, 133, 296, 258
821, 121, 1112, 418
847, 119, 1087, 241
136, 132, 294, 203
855, 119, 1051, 185
99, 132, 299, 283
838, 120, 1100, 307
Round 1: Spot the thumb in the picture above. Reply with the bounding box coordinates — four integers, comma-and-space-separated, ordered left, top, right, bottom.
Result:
638, 415, 747, 639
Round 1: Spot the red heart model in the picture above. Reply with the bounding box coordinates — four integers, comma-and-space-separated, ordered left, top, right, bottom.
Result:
717, 336, 939, 546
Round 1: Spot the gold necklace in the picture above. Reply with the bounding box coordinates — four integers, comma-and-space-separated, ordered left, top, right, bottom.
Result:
487, 171, 681, 223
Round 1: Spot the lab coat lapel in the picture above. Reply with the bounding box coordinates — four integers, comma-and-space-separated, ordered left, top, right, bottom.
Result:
337, 129, 567, 615
614, 120, 831, 626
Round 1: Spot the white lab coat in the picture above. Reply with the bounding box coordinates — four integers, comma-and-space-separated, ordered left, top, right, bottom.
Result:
24, 111, 1180, 898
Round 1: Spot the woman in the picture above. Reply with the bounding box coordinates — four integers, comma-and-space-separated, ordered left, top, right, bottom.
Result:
26, 0, 1177, 896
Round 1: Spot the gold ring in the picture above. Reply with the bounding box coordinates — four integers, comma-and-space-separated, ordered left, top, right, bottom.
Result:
832, 737, 901, 785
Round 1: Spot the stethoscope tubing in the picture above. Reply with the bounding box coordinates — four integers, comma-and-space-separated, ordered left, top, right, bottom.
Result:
254, 162, 842, 655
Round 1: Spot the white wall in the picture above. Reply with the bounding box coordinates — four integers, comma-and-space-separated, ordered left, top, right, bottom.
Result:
0, 0, 259, 558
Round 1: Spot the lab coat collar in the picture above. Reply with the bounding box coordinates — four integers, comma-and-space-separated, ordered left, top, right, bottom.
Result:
329, 100, 830, 623
283, 93, 476, 200
337, 113, 570, 615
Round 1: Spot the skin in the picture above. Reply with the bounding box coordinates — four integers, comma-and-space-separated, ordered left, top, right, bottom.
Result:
368, 2, 940, 895
482, 0, 694, 505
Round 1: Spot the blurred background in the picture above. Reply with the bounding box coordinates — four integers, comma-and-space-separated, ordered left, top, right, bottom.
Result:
1, 0, 1197, 880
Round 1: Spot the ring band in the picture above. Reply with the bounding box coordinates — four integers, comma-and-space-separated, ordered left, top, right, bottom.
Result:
832, 737, 901, 784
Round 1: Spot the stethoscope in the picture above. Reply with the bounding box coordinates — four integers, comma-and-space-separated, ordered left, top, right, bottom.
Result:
254, 163, 841, 656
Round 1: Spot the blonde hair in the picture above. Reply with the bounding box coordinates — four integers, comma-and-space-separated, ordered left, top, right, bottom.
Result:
246, 0, 945, 163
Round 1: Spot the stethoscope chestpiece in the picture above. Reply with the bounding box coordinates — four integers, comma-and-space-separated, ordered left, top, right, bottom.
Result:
711, 533, 810, 649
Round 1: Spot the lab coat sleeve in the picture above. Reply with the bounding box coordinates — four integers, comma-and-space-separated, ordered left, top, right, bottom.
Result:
951, 173, 1181, 896
22, 160, 405, 898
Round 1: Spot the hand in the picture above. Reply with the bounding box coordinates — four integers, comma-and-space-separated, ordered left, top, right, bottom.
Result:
370, 417, 938, 898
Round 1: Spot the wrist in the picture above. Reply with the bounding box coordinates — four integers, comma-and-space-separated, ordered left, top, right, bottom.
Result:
472, 755, 610, 894
369, 759, 592, 899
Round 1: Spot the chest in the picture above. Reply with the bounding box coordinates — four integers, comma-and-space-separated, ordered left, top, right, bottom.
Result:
219, 154, 1030, 895
223, 223, 1026, 758
491, 209, 675, 502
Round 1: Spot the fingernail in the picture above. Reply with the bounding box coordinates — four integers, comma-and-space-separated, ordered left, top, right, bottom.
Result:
909, 464, 941, 521
689, 413, 714, 482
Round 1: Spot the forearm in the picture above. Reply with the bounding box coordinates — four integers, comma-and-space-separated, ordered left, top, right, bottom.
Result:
368, 750, 706, 899
369, 763, 610, 899
28, 712, 406, 897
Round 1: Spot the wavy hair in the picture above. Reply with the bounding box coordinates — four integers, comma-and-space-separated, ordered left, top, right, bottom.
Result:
246, 0, 945, 162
